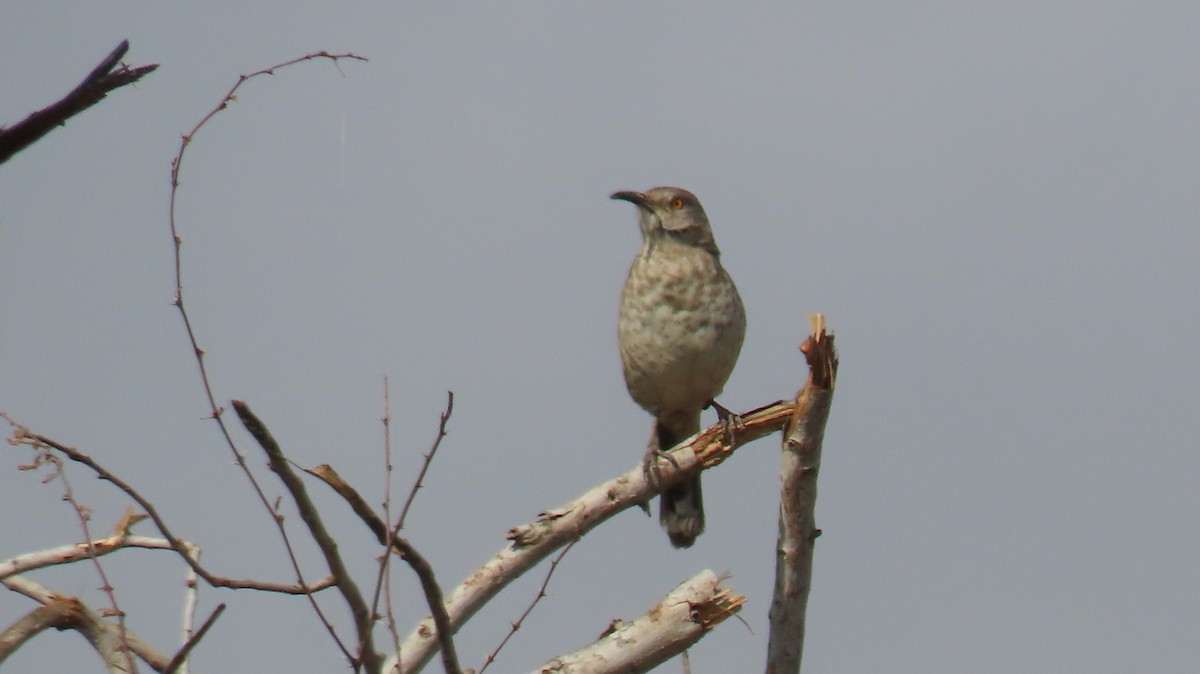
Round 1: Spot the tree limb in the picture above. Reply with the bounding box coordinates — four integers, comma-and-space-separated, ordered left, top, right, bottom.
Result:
767, 315, 838, 673
0, 602, 75, 667
1, 535, 172, 579
532, 570, 744, 674
232, 399, 381, 674
307, 463, 463, 674
1, 575, 170, 671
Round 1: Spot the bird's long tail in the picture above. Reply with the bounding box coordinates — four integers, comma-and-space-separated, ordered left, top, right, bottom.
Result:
655, 415, 704, 548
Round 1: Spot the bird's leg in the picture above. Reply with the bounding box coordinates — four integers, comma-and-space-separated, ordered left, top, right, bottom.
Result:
706, 399, 744, 446
641, 427, 681, 491
638, 434, 674, 517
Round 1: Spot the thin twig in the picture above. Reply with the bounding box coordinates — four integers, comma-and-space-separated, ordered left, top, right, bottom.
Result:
163, 50, 367, 662
2, 418, 332, 595
33, 450, 137, 672
232, 400, 380, 673
478, 539, 577, 674
306, 463, 462, 674
377, 377, 403, 656
162, 603, 226, 674
394, 391, 454, 534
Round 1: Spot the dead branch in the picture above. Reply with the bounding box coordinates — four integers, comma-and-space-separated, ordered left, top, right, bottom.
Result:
479, 541, 577, 674
1, 575, 170, 671
4, 422, 334, 595
0, 603, 75, 667
532, 570, 745, 674
232, 400, 381, 673
162, 603, 226, 674
158, 54, 369, 657
0, 40, 158, 166
767, 315, 838, 673
1, 535, 172, 579
307, 463, 463, 674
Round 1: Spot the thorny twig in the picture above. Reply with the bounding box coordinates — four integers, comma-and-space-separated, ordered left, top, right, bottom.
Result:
25, 450, 137, 673
394, 391, 454, 535
477, 539, 578, 674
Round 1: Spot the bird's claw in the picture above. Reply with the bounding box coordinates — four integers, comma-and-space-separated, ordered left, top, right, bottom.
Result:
642, 441, 680, 491
706, 399, 743, 445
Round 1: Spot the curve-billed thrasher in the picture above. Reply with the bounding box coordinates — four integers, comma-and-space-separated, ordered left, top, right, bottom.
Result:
612, 187, 746, 548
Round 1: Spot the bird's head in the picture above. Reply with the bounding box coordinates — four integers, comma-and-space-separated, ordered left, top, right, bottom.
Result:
611, 187, 719, 255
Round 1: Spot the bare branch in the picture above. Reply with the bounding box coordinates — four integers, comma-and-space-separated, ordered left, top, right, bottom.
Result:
479, 540, 577, 674
1, 575, 170, 671
161, 49, 367, 628
532, 570, 745, 674
378, 376, 403, 657
0, 603, 74, 666
3, 416, 333, 595
32, 447, 137, 672
306, 463, 463, 674
1, 535, 172, 579
0, 40, 158, 166
395, 391, 454, 533
232, 400, 380, 673
178, 542, 201, 674
767, 315, 838, 674
386, 400, 792, 674
162, 603, 226, 674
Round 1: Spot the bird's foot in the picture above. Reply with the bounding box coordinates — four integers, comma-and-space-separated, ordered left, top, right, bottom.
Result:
641, 439, 680, 492
706, 398, 744, 446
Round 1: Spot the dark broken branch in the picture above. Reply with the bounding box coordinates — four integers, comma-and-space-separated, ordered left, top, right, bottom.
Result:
0, 40, 158, 166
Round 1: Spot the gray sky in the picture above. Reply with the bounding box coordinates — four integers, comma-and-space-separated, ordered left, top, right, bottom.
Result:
3, 2, 1198, 672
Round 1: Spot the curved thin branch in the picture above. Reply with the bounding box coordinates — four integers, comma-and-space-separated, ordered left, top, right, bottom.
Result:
162, 51, 366, 661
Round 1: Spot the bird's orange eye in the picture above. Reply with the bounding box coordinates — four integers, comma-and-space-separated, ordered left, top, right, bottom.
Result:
670, 198, 684, 209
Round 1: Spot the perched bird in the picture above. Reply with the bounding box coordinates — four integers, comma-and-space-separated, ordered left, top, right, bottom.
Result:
612, 187, 746, 548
